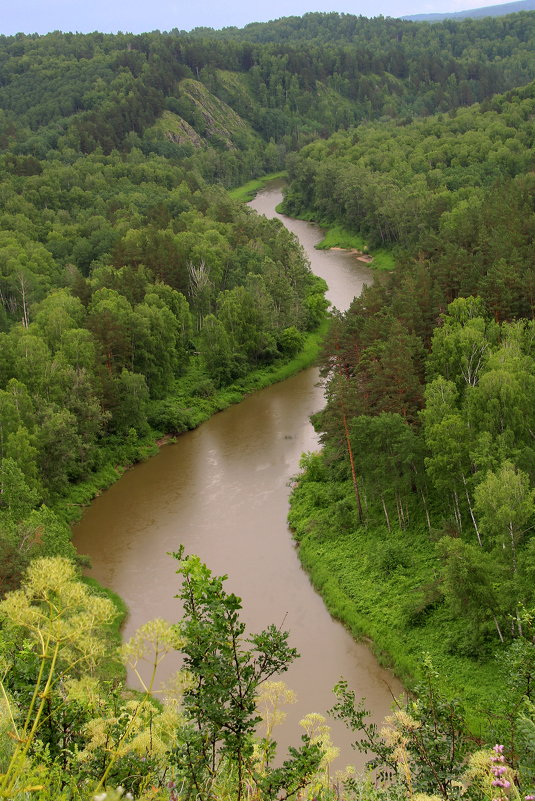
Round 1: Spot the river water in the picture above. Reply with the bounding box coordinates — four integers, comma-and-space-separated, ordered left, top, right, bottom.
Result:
73, 181, 402, 769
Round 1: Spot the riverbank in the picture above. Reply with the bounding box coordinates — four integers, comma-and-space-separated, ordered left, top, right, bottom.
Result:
288, 460, 503, 735
314, 225, 395, 271
228, 170, 287, 202
274, 204, 396, 271
236, 173, 394, 271
52, 175, 330, 678
58, 319, 329, 663
57, 318, 329, 526
72, 181, 398, 769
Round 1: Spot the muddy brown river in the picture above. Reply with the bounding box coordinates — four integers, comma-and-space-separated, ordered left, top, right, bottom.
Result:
73, 181, 402, 769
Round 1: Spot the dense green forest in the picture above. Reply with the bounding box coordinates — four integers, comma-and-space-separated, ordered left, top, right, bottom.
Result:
1, 12, 535, 159
1, 10, 535, 800
0, 150, 326, 589
284, 54, 535, 772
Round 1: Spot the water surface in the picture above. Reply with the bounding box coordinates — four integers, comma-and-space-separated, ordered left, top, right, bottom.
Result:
74, 182, 402, 767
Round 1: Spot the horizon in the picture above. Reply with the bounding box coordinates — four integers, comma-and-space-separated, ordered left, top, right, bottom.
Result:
1, 0, 519, 37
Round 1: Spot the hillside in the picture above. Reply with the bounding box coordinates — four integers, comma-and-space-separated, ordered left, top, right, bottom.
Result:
284, 74, 535, 740
0, 15, 535, 801
403, 0, 535, 21
1, 14, 535, 168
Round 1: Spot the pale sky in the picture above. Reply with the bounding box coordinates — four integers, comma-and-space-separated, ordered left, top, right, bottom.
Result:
0, 0, 512, 36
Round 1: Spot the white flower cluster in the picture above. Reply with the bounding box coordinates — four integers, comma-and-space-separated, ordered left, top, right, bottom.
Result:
93, 787, 134, 801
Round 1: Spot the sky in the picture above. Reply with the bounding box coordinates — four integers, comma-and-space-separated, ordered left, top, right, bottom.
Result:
0, 0, 514, 36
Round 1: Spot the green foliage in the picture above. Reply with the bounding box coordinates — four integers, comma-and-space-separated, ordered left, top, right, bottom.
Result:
281, 60, 535, 735
284, 81, 535, 265
0, 557, 117, 798
315, 225, 368, 252
171, 550, 323, 800
331, 661, 471, 800
0, 551, 534, 801
0, 117, 325, 549
2, 18, 535, 798
0, 554, 331, 800
228, 171, 287, 202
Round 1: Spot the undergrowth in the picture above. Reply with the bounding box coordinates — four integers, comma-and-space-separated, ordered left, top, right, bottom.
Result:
288, 465, 503, 736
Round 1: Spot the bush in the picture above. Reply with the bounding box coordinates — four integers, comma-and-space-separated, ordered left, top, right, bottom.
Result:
147, 399, 193, 433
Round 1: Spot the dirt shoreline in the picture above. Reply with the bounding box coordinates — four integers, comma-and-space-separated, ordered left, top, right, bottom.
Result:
329, 246, 374, 263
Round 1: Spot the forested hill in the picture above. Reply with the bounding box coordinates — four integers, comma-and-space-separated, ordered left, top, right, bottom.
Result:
403, 0, 535, 22
1, 11, 535, 163
283, 79, 535, 256
187, 7, 535, 43
284, 69, 535, 736
2, 10, 535, 800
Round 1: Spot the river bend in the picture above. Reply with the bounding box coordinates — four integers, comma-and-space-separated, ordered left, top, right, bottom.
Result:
73, 181, 402, 766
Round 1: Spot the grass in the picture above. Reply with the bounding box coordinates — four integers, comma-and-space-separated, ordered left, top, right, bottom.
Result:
228, 171, 287, 202
369, 248, 396, 270
315, 225, 368, 252
288, 470, 503, 735
54, 436, 159, 523
172, 317, 329, 427
315, 225, 396, 270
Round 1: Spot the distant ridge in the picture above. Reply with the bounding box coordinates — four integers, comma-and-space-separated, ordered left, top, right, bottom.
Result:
402, 0, 535, 21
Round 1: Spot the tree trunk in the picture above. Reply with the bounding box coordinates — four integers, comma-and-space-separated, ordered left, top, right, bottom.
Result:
462, 473, 482, 547
420, 490, 432, 534
342, 409, 364, 524
492, 614, 505, 643
381, 495, 391, 531
452, 489, 462, 534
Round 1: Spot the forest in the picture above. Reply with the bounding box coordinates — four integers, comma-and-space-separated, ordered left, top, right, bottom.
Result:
0, 10, 535, 800
284, 47, 535, 799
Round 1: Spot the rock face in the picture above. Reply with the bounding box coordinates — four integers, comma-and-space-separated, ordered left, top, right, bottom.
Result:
150, 79, 260, 151
179, 79, 255, 147
161, 113, 204, 148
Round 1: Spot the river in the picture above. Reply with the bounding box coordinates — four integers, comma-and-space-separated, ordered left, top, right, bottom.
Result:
73, 180, 402, 769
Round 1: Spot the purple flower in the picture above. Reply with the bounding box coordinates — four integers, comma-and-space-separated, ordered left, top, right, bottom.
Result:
493, 744, 505, 753
492, 779, 511, 788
